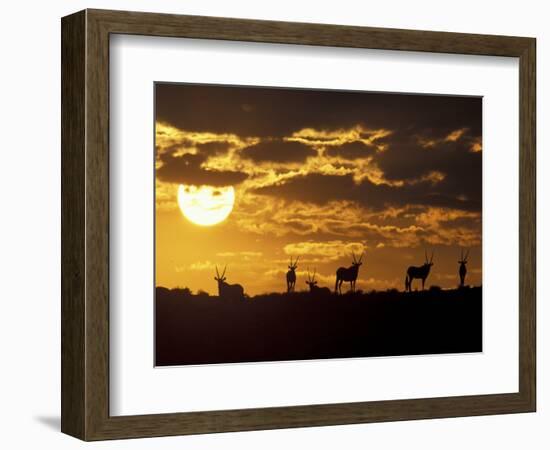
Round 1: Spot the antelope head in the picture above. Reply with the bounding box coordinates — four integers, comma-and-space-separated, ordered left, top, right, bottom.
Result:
214, 265, 227, 283
352, 251, 364, 268
424, 250, 434, 267
458, 249, 469, 265
288, 256, 299, 271
306, 268, 318, 289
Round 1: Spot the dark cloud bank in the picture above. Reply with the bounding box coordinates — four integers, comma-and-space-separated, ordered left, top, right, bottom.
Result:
156, 83, 481, 139
157, 153, 248, 187
253, 172, 480, 212
241, 140, 317, 163
156, 83, 482, 212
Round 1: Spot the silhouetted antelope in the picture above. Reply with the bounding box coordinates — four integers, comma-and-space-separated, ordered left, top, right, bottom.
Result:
458, 249, 469, 287
335, 252, 363, 294
306, 268, 331, 295
286, 256, 299, 293
214, 265, 244, 300
405, 251, 434, 292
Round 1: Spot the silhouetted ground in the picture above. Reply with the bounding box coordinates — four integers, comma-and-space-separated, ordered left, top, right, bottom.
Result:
155, 286, 482, 366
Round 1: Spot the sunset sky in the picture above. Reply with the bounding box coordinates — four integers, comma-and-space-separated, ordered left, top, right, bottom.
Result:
155, 83, 482, 295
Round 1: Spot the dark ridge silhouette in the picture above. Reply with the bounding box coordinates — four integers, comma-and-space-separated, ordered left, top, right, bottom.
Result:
286, 256, 299, 293
458, 249, 469, 287
405, 250, 434, 292
155, 285, 482, 366
335, 252, 363, 294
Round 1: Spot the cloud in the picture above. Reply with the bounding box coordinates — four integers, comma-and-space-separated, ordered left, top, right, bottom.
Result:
155, 179, 176, 212
470, 137, 482, 153
216, 251, 263, 261
241, 139, 317, 163
196, 141, 232, 156
155, 112, 481, 216
155, 88, 482, 250
326, 141, 377, 159
156, 83, 482, 139
185, 260, 216, 271
290, 126, 391, 148
283, 240, 366, 261
157, 152, 248, 187
375, 129, 482, 204
445, 128, 468, 142
155, 122, 250, 157
232, 189, 480, 248
252, 172, 479, 212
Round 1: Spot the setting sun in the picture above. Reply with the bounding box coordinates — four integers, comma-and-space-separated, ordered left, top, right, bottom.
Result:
177, 184, 235, 226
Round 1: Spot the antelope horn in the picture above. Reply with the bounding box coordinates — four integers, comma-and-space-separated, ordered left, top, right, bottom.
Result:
464, 249, 469, 261
358, 251, 364, 263
352, 251, 357, 263
215, 265, 219, 278
430, 251, 434, 263
425, 250, 428, 263
295, 256, 299, 266
222, 265, 227, 278
313, 268, 317, 281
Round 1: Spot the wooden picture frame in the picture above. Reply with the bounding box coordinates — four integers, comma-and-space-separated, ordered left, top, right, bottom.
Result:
61, 9, 536, 440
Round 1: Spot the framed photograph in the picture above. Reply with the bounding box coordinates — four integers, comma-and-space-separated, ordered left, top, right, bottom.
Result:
61, 9, 536, 440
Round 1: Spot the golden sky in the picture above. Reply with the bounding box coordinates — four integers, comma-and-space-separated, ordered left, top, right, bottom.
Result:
155, 84, 482, 295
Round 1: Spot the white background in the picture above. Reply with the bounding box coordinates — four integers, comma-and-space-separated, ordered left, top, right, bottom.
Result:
0, 0, 547, 449
110, 35, 519, 416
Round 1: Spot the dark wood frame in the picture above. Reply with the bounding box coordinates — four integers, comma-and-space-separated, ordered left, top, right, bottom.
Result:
61, 8, 536, 441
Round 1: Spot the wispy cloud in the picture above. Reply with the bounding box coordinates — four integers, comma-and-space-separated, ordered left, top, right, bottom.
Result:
186, 260, 215, 271
284, 240, 366, 261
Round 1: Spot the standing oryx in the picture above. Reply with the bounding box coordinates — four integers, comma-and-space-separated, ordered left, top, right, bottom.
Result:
214, 265, 244, 300
458, 249, 469, 287
335, 252, 363, 294
405, 251, 434, 292
286, 256, 299, 293
305, 268, 331, 295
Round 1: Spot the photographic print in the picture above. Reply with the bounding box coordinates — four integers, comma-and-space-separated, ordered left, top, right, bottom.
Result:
154, 83, 482, 367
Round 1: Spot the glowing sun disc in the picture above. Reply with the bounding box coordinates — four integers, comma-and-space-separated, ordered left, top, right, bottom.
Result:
177, 185, 235, 226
